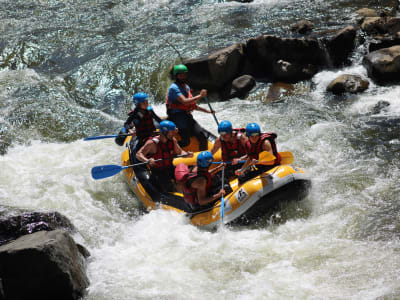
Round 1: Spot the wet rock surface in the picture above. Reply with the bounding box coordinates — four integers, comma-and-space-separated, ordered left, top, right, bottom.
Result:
0, 229, 89, 300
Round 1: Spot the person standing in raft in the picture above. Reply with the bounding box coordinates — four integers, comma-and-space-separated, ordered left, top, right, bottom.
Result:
210, 120, 248, 181
237, 123, 281, 183
136, 120, 193, 193
175, 151, 225, 210
120, 92, 161, 152
166, 64, 215, 151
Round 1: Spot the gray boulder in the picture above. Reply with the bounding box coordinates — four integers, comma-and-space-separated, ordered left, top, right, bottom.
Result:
362, 45, 400, 83
0, 210, 75, 246
327, 74, 369, 94
290, 20, 314, 35
184, 43, 245, 91
220, 74, 256, 100
0, 229, 89, 300
324, 26, 357, 67
244, 35, 328, 82
361, 17, 400, 35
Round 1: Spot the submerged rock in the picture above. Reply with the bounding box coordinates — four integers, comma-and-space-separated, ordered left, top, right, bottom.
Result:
290, 20, 314, 34
0, 229, 89, 300
371, 100, 391, 114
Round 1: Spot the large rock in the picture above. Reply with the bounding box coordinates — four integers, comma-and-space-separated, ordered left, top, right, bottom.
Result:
327, 74, 369, 94
356, 8, 379, 18
220, 74, 256, 100
324, 26, 357, 67
244, 35, 328, 82
0, 210, 75, 246
0, 230, 89, 300
362, 45, 400, 83
368, 34, 400, 52
184, 43, 245, 91
361, 17, 400, 35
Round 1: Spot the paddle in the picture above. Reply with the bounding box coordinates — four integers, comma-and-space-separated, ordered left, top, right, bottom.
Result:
91, 154, 188, 180
220, 165, 225, 224
84, 133, 134, 141
205, 96, 219, 126
235, 151, 276, 176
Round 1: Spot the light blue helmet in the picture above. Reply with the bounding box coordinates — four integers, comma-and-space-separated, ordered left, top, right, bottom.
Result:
218, 120, 233, 135
159, 120, 176, 134
132, 92, 148, 105
245, 123, 261, 137
197, 151, 213, 168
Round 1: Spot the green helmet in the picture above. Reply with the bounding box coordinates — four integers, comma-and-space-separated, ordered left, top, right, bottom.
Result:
173, 64, 188, 76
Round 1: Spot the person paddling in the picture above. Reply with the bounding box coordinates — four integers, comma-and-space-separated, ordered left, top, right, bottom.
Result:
175, 151, 225, 210
166, 64, 215, 151
122, 92, 161, 152
237, 123, 281, 183
210, 120, 248, 180
136, 120, 192, 193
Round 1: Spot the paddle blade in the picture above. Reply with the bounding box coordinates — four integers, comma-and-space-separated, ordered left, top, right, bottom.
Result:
257, 151, 276, 165
279, 151, 294, 164
91, 165, 124, 180
84, 135, 118, 141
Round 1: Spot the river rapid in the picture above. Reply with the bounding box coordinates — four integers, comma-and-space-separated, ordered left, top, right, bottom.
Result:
1, 0, 400, 299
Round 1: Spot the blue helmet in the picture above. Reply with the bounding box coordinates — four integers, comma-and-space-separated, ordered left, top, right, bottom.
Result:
133, 92, 148, 105
245, 123, 261, 137
197, 151, 213, 168
218, 120, 233, 135
159, 120, 176, 134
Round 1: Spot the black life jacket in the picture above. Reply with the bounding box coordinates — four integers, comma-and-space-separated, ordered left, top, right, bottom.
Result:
130, 107, 156, 141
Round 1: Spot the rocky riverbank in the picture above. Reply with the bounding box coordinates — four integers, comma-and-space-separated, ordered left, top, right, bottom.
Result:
182, 9, 400, 99
0, 210, 89, 300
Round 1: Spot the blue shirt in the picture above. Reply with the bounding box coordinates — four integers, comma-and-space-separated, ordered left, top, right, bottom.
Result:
167, 82, 190, 104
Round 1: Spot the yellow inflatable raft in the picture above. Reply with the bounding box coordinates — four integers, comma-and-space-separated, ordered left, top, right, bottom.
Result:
120, 133, 311, 229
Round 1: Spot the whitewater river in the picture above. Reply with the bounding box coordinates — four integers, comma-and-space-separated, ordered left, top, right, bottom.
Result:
1, 0, 400, 299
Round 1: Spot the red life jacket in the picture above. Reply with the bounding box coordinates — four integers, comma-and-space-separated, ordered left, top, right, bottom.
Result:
175, 163, 212, 205
220, 128, 246, 162
146, 135, 175, 169
246, 132, 281, 165
131, 107, 156, 140
166, 83, 196, 112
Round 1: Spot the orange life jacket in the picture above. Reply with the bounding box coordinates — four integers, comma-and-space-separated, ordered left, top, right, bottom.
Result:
220, 128, 247, 162
175, 163, 212, 205
166, 82, 196, 112
146, 135, 175, 169
246, 132, 281, 165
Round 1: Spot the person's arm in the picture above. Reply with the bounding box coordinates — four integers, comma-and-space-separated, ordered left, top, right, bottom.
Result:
172, 137, 193, 158
192, 177, 225, 206
195, 104, 213, 114
232, 135, 248, 165
136, 140, 157, 166
150, 108, 162, 123
262, 139, 273, 154
210, 138, 221, 155
176, 89, 207, 105
124, 114, 136, 134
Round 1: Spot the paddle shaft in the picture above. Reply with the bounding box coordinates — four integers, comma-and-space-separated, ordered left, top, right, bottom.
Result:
220, 165, 225, 223
205, 97, 219, 125
91, 154, 188, 180
84, 133, 135, 141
